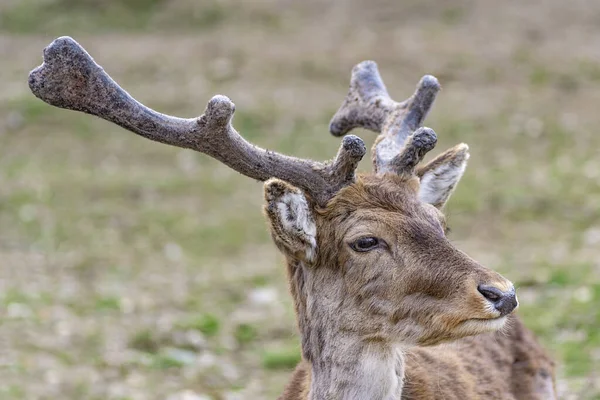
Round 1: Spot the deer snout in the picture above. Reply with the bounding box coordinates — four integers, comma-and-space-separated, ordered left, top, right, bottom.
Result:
477, 284, 518, 316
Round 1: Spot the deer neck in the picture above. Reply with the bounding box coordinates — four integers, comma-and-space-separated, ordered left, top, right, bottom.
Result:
308, 340, 405, 400
288, 260, 405, 400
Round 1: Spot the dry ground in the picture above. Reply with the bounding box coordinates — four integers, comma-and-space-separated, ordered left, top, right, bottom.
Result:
1, 0, 599, 399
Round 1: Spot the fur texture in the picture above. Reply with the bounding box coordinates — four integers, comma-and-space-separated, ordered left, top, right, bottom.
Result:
264, 170, 555, 400
281, 316, 555, 400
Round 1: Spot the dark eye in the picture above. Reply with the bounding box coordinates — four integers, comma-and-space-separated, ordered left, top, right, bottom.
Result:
350, 237, 380, 252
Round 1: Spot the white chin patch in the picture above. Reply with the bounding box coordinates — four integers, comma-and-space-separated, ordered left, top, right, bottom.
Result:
456, 316, 508, 337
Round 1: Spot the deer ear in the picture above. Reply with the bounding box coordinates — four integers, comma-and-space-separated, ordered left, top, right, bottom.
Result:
263, 179, 317, 262
417, 144, 469, 209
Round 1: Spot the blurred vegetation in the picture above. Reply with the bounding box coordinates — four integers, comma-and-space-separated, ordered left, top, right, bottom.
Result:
0, 0, 277, 34
1, 0, 600, 399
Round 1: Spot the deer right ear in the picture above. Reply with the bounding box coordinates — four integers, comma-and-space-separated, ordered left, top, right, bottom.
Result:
263, 179, 318, 262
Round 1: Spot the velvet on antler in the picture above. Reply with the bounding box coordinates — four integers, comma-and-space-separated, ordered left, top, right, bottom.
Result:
28, 36, 366, 206
329, 61, 441, 175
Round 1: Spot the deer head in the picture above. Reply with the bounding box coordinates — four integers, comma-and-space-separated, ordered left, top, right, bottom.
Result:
263, 62, 518, 353
29, 38, 518, 390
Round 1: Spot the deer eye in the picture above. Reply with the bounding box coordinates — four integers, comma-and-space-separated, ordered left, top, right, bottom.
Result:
350, 237, 380, 252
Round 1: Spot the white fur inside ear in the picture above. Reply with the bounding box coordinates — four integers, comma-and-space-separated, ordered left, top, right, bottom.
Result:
419, 153, 469, 208
276, 191, 317, 261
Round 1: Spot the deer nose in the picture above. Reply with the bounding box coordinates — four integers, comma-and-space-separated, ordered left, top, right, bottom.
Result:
477, 285, 518, 316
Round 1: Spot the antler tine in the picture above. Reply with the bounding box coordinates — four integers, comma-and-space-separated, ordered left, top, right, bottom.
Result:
387, 127, 437, 175
329, 61, 395, 137
329, 61, 441, 174
28, 37, 366, 206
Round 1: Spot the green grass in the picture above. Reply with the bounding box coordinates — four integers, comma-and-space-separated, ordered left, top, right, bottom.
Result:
262, 345, 303, 370
176, 314, 221, 337
234, 323, 258, 345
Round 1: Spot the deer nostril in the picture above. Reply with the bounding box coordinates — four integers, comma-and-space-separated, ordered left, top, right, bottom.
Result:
478, 285, 503, 302
477, 284, 518, 316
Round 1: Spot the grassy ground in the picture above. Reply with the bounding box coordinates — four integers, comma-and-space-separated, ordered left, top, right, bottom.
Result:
1, 0, 599, 398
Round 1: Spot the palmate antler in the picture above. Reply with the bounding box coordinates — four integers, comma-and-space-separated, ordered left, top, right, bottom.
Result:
329, 61, 442, 175
28, 36, 366, 206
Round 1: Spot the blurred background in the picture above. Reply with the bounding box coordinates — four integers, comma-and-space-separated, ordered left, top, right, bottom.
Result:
1, 0, 599, 399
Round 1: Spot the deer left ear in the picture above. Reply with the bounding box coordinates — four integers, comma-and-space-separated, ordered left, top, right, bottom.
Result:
417, 144, 470, 209
263, 179, 318, 262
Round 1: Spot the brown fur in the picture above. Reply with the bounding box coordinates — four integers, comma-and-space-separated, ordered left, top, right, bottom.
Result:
281, 316, 555, 400
264, 173, 555, 399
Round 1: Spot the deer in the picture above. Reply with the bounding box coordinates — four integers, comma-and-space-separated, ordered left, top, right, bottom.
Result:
28, 37, 556, 400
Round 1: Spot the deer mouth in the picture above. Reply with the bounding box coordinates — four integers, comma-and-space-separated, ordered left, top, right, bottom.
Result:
471, 315, 507, 324
457, 315, 508, 336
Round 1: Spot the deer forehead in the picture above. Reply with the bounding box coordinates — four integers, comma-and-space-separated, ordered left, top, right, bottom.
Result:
317, 176, 443, 235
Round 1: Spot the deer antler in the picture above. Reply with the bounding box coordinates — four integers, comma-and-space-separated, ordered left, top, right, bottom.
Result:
330, 61, 441, 175
28, 37, 366, 206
